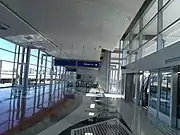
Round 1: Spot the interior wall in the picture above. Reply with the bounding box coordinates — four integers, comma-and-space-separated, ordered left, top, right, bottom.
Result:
97, 50, 111, 91
123, 41, 180, 73
76, 50, 111, 91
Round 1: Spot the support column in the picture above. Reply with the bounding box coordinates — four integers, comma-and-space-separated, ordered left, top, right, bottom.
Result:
19, 47, 26, 85
42, 54, 47, 107
135, 74, 140, 105
128, 32, 133, 64
33, 49, 40, 113
23, 46, 31, 87
21, 46, 31, 122
138, 17, 143, 59
157, 0, 164, 50
106, 51, 111, 92
157, 70, 161, 117
171, 68, 178, 127
125, 73, 134, 101
58, 67, 61, 101
48, 57, 54, 107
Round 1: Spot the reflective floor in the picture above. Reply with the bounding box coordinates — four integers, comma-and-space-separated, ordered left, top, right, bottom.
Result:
58, 94, 175, 135
0, 83, 65, 134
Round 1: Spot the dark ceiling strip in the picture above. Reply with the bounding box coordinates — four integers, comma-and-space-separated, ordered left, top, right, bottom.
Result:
121, 0, 153, 40
0, 1, 71, 58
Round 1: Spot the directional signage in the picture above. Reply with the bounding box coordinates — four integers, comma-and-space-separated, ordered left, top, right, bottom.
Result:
77, 61, 100, 68
54, 59, 77, 66
55, 58, 100, 68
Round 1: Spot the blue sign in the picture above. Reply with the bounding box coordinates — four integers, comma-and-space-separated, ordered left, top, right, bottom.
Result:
55, 58, 100, 68
77, 61, 100, 68
55, 59, 77, 66
66, 68, 76, 72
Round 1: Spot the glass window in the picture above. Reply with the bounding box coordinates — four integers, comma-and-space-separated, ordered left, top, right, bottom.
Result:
111, 60, 119, 63
0, 61, 14, 87
30, 55, 38, 65
143, 0, 158, 27
142, 36, 157, 57
132, 22, 140, 36
111, 53, 119, 58
163, 0, 180, 30
159, 72, 171, 116
0, 38, 15, 52
162, 19, 180, 47
131, 53, 137, 63
131, 35, 139, 52
31, 49, 38, 57
47, 56, 52, 62
0, 49, 14, 62
124, 34, 130, 48
142, 17, 157, 44
47, 61, 52, 69
149, 72, 158, 109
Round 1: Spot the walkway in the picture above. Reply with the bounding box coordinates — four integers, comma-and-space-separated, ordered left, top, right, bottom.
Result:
37, 96, 95, 135
116, 99, 180, 135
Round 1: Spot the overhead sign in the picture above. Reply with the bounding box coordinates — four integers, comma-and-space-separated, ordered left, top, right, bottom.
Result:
55, 58, 100, 68
54, 59, 77, 66
77, 61, 100, 68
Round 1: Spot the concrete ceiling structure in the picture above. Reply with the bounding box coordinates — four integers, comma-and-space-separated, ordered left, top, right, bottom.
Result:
0, 0, 144, 60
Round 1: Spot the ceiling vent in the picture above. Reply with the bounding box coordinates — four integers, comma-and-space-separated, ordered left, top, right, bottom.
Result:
0, 22, 11, 30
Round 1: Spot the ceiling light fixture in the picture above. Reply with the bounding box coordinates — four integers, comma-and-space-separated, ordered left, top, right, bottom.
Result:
89, 112, 95, 116
85, 133, 93, 135
90, 104, 95, 108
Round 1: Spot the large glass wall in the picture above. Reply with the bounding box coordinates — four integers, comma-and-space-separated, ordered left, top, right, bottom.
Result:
121, 0, 180, 66
109, 49, 121, 93
0, 39, 16, 87
0, 38, 67, 134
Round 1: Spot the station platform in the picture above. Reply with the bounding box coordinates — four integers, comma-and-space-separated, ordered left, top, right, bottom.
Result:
21, 92, 180, 135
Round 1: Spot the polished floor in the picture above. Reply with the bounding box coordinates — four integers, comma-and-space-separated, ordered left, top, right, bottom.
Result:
0, 83, 64, 134
1, 84, 179, 135
116, 99, 173, 135
37, 94, 176, 135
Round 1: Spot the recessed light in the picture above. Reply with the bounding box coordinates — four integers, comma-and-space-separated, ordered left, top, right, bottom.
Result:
89, 112, 94, 116
90, 104, 95, 108
85, 133, 93, 135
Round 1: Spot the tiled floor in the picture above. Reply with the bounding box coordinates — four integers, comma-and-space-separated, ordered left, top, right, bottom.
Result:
0, 83, 65, 134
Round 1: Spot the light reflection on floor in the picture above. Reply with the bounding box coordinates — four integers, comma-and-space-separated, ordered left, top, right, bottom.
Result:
0, 83, 65, 134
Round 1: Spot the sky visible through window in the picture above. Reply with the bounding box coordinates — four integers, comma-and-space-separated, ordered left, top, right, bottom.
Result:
0, 38, 15, 61
0, 38, 54, 74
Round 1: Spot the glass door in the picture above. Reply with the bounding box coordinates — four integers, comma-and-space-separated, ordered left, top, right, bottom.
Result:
158, 71, 171, 125
177, 71, 180, 128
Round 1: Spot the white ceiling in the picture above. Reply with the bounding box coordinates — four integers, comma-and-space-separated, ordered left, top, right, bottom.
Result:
0, 0, 144, 60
